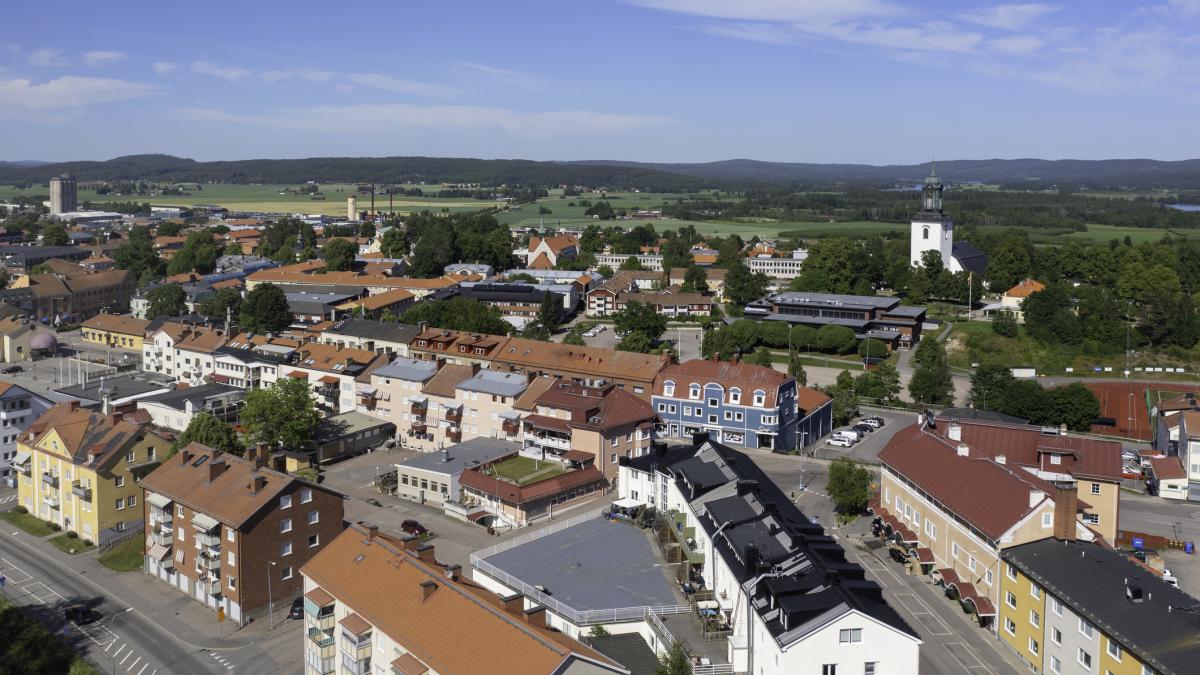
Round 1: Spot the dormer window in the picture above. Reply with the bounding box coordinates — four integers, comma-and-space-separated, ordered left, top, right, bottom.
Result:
663, 380, 675, 397
689, 384, 700, 400
753, 390, 766, 406
729, 388, 741, 405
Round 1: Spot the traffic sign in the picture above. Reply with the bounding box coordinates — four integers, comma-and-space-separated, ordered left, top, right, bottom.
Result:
217, 607, 225, 623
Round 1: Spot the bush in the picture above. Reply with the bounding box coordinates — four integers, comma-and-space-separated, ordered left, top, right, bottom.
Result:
858, 338, 889, 359
992, 311, 1018, 337
49, 522, 61, 531
815, 324, 858, 354
82, 539, 93, 547
66, 531, 78, 539
13, 506, 26, 514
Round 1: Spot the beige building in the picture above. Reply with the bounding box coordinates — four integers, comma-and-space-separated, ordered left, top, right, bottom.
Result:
49, 175, 77, 215
393, 437, 519, 507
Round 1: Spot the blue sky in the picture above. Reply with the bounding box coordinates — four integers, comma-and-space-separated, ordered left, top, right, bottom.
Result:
3, 0, 1199, 164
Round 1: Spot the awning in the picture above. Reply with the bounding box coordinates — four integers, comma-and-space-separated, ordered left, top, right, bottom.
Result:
612, 497, 642, 509
147, 492, 173, 509
499, 411, 521, 420
148, 543, 171, 561
910, 547, 935, 564
288, 370, 308, 379
935, 568, 961, 585
192, 512, 220, 532
964, 595, 997, 617
410, 395, 427, 404
305, 587, 335, 607
391, 653, 429, 675
358, 385, 377, 396
11, 451, 29, 466
210, 374, 231, 384
339, 612, 372, 635
319, 375, 339, 385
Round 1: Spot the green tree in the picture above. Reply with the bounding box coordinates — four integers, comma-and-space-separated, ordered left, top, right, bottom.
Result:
113, 226, 163, 283
401, 297, 510, 335
970, 362, 1015, 411
614, 301, 668, 343
359, 222, 376, 239
596, 264, 614, 278
791, 237, 870, 294
908, 338, 954, 405
172, 412, 242, 457
992, 311, 1018, 337
155, 221, 182, 236
857, 363, 901, 403
241, 378, 321, 451
827, 457, 873, 517
655, 641, 691, 675
196, 287, 243, 321
748, 347, 774, 367
857, 338, 888, 359
618, 256, 644, 271
1022, 283, 1082, 345
240, 283, 292, 333
999, 380, 1054, 424
145, 284, 187, 319
826, 370, 859, 426
323, 238, 358, 271
661, 237, 692, 270
788, 352, 807, 386
681, 265, 708, 293
1052, 382, 1101, 432
41, 222, 69, 246
723, 260, 769, 306
223, 241, 244, 256
167, 230, 220, 275
537, 292, 560, 333
380, 227, 408, 258
815, 324, 857, 354
616, 331, 655, 353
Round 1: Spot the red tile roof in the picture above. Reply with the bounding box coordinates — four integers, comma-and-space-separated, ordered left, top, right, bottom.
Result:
934, 416, 1123, 481
1150, 456, 1186, 480
655, 359, 793, 408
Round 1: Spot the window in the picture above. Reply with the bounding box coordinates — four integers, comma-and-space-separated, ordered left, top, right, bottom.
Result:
668, 405, 677, 414
729, 388, 741, 404
611, 437, 619, 447
657, 404, 666, 412
1006, 592, 1017, 609
280, 494, 292, 509
924, 520, 937, 539
227, 526, 235, 542
126, 495, 136, 508
1051, 596, 1063, 616
1090, 483, 1101, 495
922, 227, 929, 240
1079, 618, 1095, 639
1042, 513, 1053, 528
838, 628, 862, 644
822, 666, 837, 675
688, 384, 700, 400
663, 381, 675, 397
611, 453, 617, 464
227, 551, 236, 566
300, 489, 312, 504
1087, 513, 1100, 525
1006, 563, 1018, 581
1031, 585, 1041, 600
126, 450, 135, 463
1030, 610, 1040, 628
968, 556, 977, 573
1050, 454, 1062, 465
1077, 648, 1092, 671
280, 518, 292, 533
115, 475, 125, 488
1004, 618, 1016, 635
951, 542, 960, 559
114, 498, 124, 511
1106, 640, 1121, 661
281, 542, 293, 556
1051, 627, 1062, 645
984, 569, 993, 586
1029, 638, 1039, 656
308, 534, 319, 548
1049, 655, 1061, 674
281, 566, 293, 580
228, 576, 236, 590
707, 398, 718, 407
753, 390, 765, 406
863, 664, 877, 675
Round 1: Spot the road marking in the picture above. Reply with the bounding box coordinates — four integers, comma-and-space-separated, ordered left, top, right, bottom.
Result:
137, 664, 148, 675
892, 592, 951, 637
855, 551, 904, 586
943, 641, 996, 673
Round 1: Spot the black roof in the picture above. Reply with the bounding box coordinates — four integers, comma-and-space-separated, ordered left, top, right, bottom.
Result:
213, 345, 287, 365
458, 283, 560, 304
1003, 539, 1200, 675
951, 241, 989, 275
137, 383, 242, 412
938, 407, 1028, 425
323, 319, 420, 343
586, 634, 660, 675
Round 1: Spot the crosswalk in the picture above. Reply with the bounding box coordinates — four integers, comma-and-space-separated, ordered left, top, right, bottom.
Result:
0, 494, 18, 505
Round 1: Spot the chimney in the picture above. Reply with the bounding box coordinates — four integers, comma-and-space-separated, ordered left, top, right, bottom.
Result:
361, 523, 379, 540
736, 479, 759, 496
444, 563, 461, 581
208, 459, 228, 482
252, 444, 270, 469
249, 475, 267, 494
712, 352, 720, 362
441, 448, 450, 463
415, 543, 436, 563
523, 606, 548, 627
1029, 489, 1045, 508
995, 454, 1007, 465
67, 400, 79, 413
502, 592, 525, 614
419, 580, 437, 602
956, 443, 969, 457
948, 423, 961, 442
181, 449, 193, 464
1053, 487, 1077, 541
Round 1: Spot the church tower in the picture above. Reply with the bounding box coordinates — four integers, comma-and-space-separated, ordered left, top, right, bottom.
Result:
910, 163, 956, 271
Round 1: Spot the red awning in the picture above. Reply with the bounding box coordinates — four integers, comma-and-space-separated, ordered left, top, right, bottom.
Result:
911, 547, 935, 564
210, 374, 231, 384
288, 370, 308, 379
964, 595, 997, 616
319, 375, 339, 385
936, 568, 961, 585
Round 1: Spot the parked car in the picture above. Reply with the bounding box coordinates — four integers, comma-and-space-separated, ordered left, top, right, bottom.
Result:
853, 423, 874, 434
859, 418, 883, 429
401, 519, 429, 536
289, 597, 304, 620
826, 437, 853, 448
64, 604, 100, 625
1, 365, 21, 374
834, 429, 863, 441
888, 547, 909, 564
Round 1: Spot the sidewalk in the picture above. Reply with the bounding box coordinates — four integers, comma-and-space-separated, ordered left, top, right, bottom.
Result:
9, 526, 292, 651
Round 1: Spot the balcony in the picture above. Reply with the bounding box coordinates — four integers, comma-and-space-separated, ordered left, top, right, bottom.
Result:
0, 407, 27, 420
71, 482, 92, 501
524, 433, 570, 451
411, 418, 427, 434
153, 530, 174, 547
307, 626, 335, 649
444, 407, 462, 424
197, 532, 221, 548
205, 578, 222, 595
13, 462, 29, 477
410, 398, 428, 415
42, 494, 60, 510
196, 554, 221, 571
41, 473, 59, 488
446, 427, 462, 443
501, 419, 520, 436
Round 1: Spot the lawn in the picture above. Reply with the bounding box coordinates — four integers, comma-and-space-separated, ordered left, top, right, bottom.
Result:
0, 510, 54, 536
97, 536, 144, 572
488, 456, 568, 485
48, 533, 94, 555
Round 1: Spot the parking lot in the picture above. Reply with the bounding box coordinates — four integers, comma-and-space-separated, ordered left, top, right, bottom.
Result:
812, 408, 918, 463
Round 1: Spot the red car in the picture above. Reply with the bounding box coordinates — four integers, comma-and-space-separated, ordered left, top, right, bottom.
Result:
402, 519, 429, 536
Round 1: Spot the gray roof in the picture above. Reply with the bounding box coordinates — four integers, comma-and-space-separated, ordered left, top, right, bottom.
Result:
136, 383, 242, 412
952, 241, 989, 275
396, 437, 519, 476
1003, 539, 1200, 675
882, 305, 927, 317
286, 291, 359, 305
586, 635, 660, 675
323, 319, 420, 343
766, 292, 899, 311
373, 357, 438, 383
315, 411, 396, 443
481, 516, 679, 612
55, 375, 170, 405
456, 370, 528, 397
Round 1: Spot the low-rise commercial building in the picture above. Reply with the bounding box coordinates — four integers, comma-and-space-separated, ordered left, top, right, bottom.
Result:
300, 523, 627, 675
745, 292, 927, 348
318, 319, 419, 357
394, 438, 519, 507
141, 444, 346, 625
0, 259, 135, 322
313, 411, 394, 463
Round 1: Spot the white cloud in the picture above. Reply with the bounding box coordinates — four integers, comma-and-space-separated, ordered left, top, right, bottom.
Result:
696, 22, 800, 44
82, 50, 125, 67
345, 73, 459, 97
191, 60, 250, 82
261, 69, 335, 83
987, 35, 1043, 54
803, 20, 985, 53
628, 0, 897, 22
455, 63, 544, 90
0, 76, 154, 121
28, 48, 68, 67
152, 61, 177, 75
173, 103, 668, 134
961, 4, 1059, 30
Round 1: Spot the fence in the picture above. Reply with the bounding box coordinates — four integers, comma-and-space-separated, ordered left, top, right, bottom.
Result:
99, 523, 144, 553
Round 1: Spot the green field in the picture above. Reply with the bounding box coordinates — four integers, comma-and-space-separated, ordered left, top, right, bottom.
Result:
488, 456, 568, 485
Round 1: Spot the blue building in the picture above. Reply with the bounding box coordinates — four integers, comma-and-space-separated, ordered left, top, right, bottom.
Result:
651, 358, 831, 452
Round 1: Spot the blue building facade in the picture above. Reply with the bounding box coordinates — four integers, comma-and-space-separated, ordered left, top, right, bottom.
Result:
651, 359, 824, 452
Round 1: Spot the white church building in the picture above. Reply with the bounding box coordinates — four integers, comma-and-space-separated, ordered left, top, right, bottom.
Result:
910, 165, 988, 276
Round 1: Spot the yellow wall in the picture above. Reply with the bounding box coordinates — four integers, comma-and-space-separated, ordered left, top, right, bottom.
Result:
1075, 479, 1119, 542
1100, 633, 1148, 675
17, 427, 170, 543
998, 561, 1047, 671
82, 327, 144, 351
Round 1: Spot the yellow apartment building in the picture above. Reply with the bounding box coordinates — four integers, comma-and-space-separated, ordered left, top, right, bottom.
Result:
81, 313, 150, 351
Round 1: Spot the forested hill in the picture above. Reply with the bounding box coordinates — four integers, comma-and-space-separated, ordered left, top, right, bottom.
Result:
5, 154, 1200, 190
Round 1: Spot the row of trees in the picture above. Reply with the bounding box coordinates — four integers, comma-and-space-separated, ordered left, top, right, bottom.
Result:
143, 281, 291, 333
969, 364, 1101, 431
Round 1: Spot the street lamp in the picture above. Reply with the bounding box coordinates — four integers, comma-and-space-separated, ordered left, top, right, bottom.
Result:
266, 560, 277, 630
